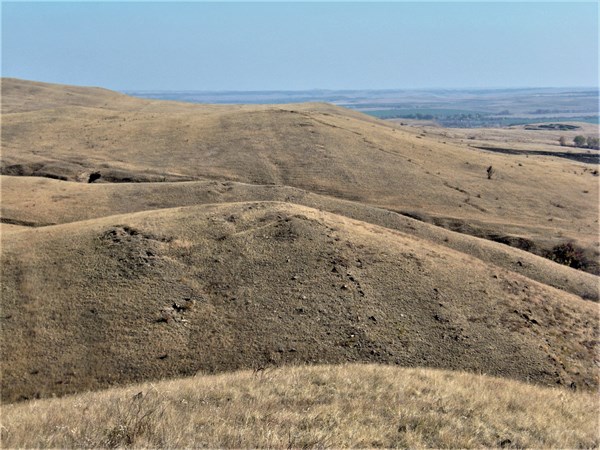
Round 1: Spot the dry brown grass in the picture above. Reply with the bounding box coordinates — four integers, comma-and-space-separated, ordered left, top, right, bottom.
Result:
0, 77, 151, 114
2, 175, 598, 300
417, 122, 600, 153
2, 78, 598, 259
1, 79, 599, 442
2, 364, 598, 449
1, 202, 598, 403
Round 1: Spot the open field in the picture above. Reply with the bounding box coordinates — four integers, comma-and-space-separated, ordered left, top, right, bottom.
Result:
1, 78, 598, 447
399, 121, 600, 154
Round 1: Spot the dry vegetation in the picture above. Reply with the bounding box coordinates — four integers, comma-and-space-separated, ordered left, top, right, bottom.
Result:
418, 122, 600, 153
1, 202, 598, 404
2, 78, 599, 268
1, 78, 599, 448
2, 364, 598, 449
1, 176, 598, 300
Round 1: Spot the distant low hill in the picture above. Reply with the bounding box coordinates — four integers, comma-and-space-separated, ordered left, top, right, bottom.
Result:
123, 86, 600, 128
1, 78, 143, 114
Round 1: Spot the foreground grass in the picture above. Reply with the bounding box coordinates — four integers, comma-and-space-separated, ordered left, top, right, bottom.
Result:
1, 364, 598, 449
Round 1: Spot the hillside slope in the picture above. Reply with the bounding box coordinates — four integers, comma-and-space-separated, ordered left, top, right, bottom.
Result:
1, 175, 597, 301
1, 78, 598, 266
0, 77, 149, 114
1, 79, 599, 413
1, 202, 597, 403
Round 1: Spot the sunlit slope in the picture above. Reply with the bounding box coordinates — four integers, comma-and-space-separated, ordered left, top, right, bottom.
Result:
2, 364, 598, 449
1, 79, 597, 256
1, 176, 597, 301
1, 202, 597, 403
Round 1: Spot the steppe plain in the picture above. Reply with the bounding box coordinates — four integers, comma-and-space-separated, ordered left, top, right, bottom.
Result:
1, 78, 598, 448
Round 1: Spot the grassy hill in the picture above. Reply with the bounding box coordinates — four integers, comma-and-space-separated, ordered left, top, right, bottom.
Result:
1, 78, 598, 446
2, 176, 598, 301
2, 202, 597, 403
2, 78, 598, 273
2, 364, 598, 449
0, 77, 149, 114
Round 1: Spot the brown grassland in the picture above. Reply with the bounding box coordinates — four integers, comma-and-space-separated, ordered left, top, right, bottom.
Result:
1, 78, 599, 448
2, 78, 598, 267
2, 201, 598, 404
2, 364, 599, 449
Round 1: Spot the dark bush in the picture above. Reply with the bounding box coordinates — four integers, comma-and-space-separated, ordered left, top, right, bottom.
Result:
573, 135, 587, 148
546, 242, 588, 270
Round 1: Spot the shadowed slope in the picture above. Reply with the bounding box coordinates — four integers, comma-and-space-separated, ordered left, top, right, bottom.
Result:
1, 202, 597, 403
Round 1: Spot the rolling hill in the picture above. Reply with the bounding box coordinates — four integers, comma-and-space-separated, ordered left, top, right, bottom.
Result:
1, 78, 598, 447
1, 202, 597, 403
2, 78, 598, 274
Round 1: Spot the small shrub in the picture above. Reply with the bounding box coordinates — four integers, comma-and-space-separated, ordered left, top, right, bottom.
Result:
573, 135, 587, 148
586, 136, 599, 150
546, 242, 588, 270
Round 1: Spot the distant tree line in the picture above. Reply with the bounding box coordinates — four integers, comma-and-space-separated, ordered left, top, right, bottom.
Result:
400, 113, 435, 120
394, 112, 487, 121
559, 135, 599, 150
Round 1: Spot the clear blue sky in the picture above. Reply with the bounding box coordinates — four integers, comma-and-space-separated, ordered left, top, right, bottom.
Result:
2, 2, 598, 90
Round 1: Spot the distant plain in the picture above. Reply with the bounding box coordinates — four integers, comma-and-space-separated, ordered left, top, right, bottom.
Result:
126, 87, 600, 127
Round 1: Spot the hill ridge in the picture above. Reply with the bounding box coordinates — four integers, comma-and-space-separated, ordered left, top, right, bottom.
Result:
2, 176, 596, 300
3, 363, 598, 449
1, 78, 598, 412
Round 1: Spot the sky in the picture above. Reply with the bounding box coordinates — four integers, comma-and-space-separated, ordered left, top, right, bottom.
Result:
1, 1, 598, 91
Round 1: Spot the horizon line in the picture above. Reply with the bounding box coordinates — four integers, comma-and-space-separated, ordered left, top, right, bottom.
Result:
121, 86, 600, 93
3, 77, 598, 93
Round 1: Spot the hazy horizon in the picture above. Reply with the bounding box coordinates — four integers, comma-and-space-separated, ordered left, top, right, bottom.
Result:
4, 77, 598, 93
122, 86, 599, 93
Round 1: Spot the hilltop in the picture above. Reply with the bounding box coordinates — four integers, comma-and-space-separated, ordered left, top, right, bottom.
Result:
2, 202, 597, 403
